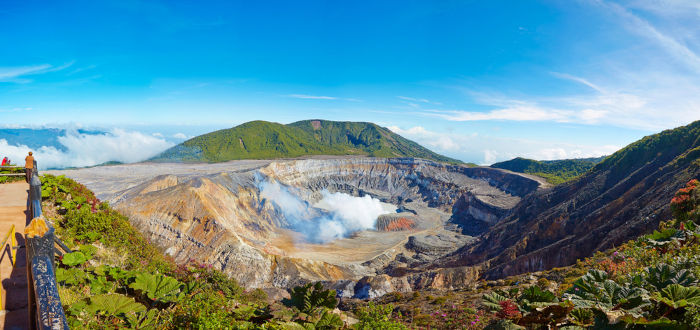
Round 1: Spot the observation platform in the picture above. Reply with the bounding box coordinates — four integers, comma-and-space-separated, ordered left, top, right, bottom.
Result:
0, 181, 29, 329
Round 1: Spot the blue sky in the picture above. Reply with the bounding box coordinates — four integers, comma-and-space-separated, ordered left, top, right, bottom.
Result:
2, 0, 700, 164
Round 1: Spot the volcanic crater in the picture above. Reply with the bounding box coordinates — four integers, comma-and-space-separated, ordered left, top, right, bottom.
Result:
53, 157, 547, 298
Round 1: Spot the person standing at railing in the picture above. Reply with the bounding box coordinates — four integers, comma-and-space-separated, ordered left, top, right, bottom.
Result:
24, 151, 34, 182
1, 157, 7, 166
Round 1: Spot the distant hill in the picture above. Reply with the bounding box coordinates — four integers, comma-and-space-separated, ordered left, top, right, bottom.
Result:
152, 120, 461, 163
491, 156, 606, 184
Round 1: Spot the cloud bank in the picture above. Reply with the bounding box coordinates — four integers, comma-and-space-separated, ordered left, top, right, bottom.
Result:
0, 129, 173, 169
389, 125, 620, 165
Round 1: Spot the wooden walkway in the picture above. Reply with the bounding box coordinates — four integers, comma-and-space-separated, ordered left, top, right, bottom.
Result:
0, 181, 29, 329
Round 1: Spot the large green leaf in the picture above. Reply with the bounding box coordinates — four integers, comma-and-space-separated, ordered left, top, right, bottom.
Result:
86, 293, 147, 315
654, 284, 700, 309
483, 291, 510, 311
62, 251, 89, 266
518, 286, 557, 311
315, 310, 343, 330
288, 282, 338, 314
56, 268, 92, 286
90, 275, 112, 294
125, 309, 160, 329
645, 264, 697, 291
564, 269, 649, 319
129, 273, 183, 303
569, 308, 594, 326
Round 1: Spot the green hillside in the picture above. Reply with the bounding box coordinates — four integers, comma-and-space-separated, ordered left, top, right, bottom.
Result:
152, 119, 461, 163
491, 156, 606, 184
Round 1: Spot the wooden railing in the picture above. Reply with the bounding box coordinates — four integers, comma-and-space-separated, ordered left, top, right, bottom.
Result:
0, 165, 25, 177
25, 163, 69, 329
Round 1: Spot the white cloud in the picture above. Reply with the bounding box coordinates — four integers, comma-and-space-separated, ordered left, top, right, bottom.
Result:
415, 2, 700, 131
0, 107, 32, 113
152, 132, 164, 138
596, 0, 700, 74
0, 62, 74, 83
397, 96, 442, 106
286, 94, 337, 100
388, 126, 462, 151
426, 106, 570, 122
389, 125, 620, 165
426, 68, 699, 130
0, 129, 173, 169
285, 94, 361, 102
173, 133, 188, 139
550, 72, 604, 92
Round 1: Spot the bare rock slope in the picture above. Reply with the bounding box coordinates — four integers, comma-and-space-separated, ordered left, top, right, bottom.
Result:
436, 120, 700, 280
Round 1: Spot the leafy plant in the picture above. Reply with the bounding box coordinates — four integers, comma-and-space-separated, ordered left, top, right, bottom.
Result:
287, 282, 338, 314
125, 309, 161, 329
518, 286, 557, 311
62, 251, 89, 267
88, 293, 147, 315
564, 269, 649, 319
495, 300, 522, 320
645, 263, 697, 291
90, 275, 113, 295
654, 284, 700, 309
314, 310, 343, 330
354, 302, 406, 329
569, 307, 594, 326
56, 268, 92, 286
129, 273, 184, 304
483, 291, 510, 312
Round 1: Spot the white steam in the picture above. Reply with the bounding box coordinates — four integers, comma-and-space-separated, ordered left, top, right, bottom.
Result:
259, 178, 393, 243
314, 191, 393, 238
0, 129, 173, 169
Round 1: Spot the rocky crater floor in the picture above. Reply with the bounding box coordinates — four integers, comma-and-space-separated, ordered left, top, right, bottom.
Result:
51, 157, 546, 298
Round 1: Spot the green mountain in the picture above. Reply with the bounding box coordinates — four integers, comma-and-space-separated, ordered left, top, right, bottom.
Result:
152, 119, 461, 163
491, 156, 606, 184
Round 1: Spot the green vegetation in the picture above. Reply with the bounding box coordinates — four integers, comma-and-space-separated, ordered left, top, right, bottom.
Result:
595, 120, 700, 183
491, 156, 605, 184
287, 282, 339, 314
43, 174, 352, 329
41, 169, 700, 328
470, 178, 700, 328
0, 163, 24, 184
153, 119, 461, 163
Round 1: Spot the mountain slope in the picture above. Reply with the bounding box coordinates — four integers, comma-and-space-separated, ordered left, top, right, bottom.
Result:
153, 119, 460, 163
491, 156, 606, 184
439, 120, 700, 278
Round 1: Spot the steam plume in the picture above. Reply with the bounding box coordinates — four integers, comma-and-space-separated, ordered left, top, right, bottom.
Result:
258, 178, 392, 243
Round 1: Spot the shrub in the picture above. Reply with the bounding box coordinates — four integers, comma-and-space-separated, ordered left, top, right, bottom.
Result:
354, 302, 406, 329
495, 300, 522, 320
287, 282, 338, 314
